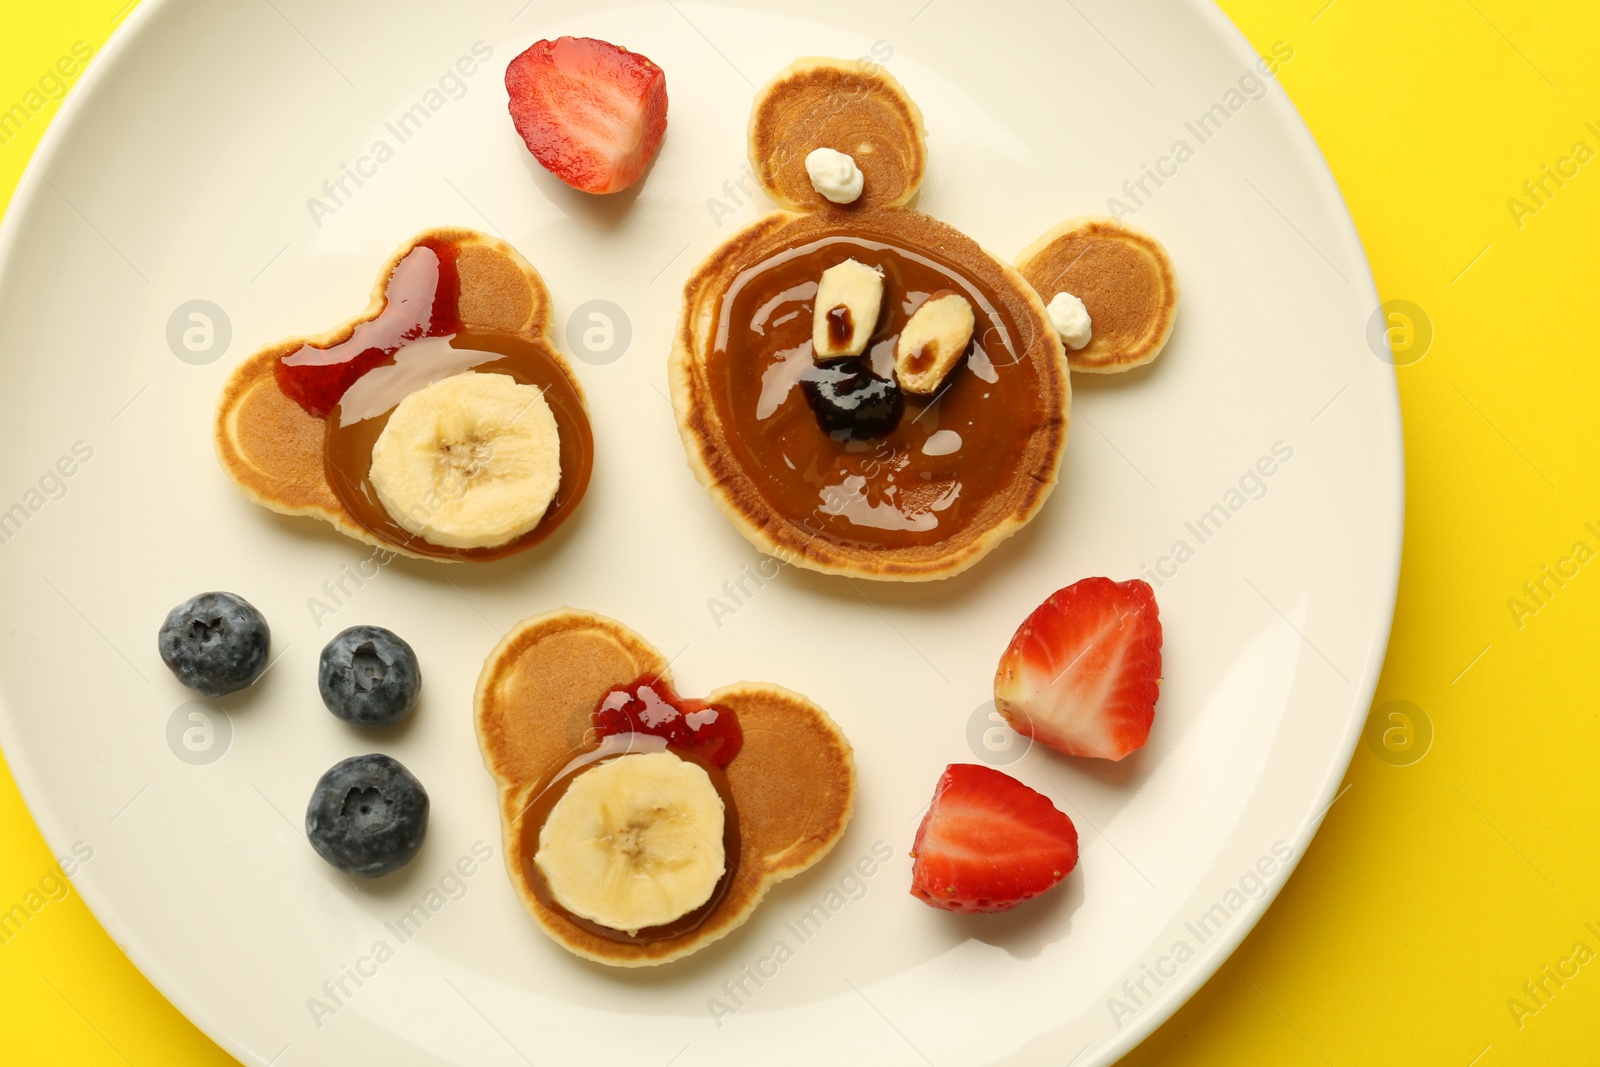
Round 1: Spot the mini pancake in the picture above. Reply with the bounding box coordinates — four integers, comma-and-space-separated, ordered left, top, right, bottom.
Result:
1015, 216, 1178, 373
214, 228, 588, 561
748, 56, 926, 212
474, 609, 856, 966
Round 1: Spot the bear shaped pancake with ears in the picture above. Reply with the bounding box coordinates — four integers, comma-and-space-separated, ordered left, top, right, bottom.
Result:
475, 609, 855, 966
215, 228, 593, 562
671, 58, 1177, 583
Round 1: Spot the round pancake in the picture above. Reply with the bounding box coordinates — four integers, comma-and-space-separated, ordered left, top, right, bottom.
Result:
748, 56, 925, 211
474, 609, 856, 966
671, 206, 1069, 582
1015, 216, 1178, 373
213, 228, 584, 561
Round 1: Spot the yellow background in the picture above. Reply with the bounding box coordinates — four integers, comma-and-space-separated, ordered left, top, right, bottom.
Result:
2, 1, 1596, 1063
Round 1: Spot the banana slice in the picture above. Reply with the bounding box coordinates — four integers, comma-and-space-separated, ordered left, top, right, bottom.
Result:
812, 258, 884, 359
369, 371, 561, 550
535, 751, 726, 935
894, 291, 975, 394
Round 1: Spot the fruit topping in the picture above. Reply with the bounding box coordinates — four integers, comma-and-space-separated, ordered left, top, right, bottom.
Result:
276, 240, 460, 419
910, 763, 1078, 914
305, 753, 429, 878
535, 751, 725, 934
801, 357, 903, 441
994, 577, 1162, 761
895, 291, 974, 394
591, 677, 743, 768
812, 258, 884, 359
317, 626, 422, 728
368, 370, 562, 550
505, 36, 668, 195
157, 591, 271, 697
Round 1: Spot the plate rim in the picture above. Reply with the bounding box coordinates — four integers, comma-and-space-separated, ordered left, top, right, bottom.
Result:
0, 1, 1404, 1063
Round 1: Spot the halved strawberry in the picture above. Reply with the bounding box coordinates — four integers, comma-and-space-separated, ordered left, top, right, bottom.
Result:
910, 763, 1078, 914
994, 577, 1162, 761
505, 36, 668, 194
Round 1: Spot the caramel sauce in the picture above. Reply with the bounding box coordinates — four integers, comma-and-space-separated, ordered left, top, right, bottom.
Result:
825, 304, 854, 350
325, 330, 592, 562
517, 743, 743, 946
710, 233, 1045, 548
277, 239, 592, 561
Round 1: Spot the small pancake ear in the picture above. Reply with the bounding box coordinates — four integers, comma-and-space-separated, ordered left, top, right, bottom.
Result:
455, 240, 553, 339
474, 612, 667, 790
1015, 216, 1179, 373
748, 57, 926, 211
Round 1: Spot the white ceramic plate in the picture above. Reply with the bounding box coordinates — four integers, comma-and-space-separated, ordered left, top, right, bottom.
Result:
0, 1, 1400, 1064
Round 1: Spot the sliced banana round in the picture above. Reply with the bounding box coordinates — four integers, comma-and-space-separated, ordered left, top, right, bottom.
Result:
369, 371, 561, 550
535, 751, 726, 935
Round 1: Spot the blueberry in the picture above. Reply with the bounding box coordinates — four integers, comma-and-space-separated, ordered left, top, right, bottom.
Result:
318, 626, 421, 727
802, 358, 903, 441
305, 754, 428, 878
157, 592, 271, 697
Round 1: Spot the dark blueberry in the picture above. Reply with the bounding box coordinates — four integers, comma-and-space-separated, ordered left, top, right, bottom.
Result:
157, 592, 271, 697
305, 754, 428, 878
802, 358, 903, 441
318, 626, 421, 727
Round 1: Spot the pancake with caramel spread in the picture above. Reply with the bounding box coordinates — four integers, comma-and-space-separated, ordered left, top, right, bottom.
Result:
672, 58, 1069, 581
215, 228, 592, 561
474, 609, 855, 966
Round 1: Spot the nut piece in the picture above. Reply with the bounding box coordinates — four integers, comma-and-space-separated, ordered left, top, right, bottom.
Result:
812, 259, 884, 360
894, 292, 975, 394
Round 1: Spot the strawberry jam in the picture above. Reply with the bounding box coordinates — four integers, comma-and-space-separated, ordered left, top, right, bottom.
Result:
277, 239, 463, 418
267, 236, 593, 561
591, 677, 743, 768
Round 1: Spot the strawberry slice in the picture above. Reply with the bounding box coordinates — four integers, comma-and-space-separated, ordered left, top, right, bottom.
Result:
910, 763, 1078, 914
994, 577, 1162, 761
505, 36, 668, 195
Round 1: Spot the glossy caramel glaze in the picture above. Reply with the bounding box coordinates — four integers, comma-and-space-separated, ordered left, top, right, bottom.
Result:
704, 219, 1057, 553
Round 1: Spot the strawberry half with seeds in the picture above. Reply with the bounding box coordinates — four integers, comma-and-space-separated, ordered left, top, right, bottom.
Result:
994, 577, 1162, 761
910, 763, 1078, 914
505, 36, 668, 194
